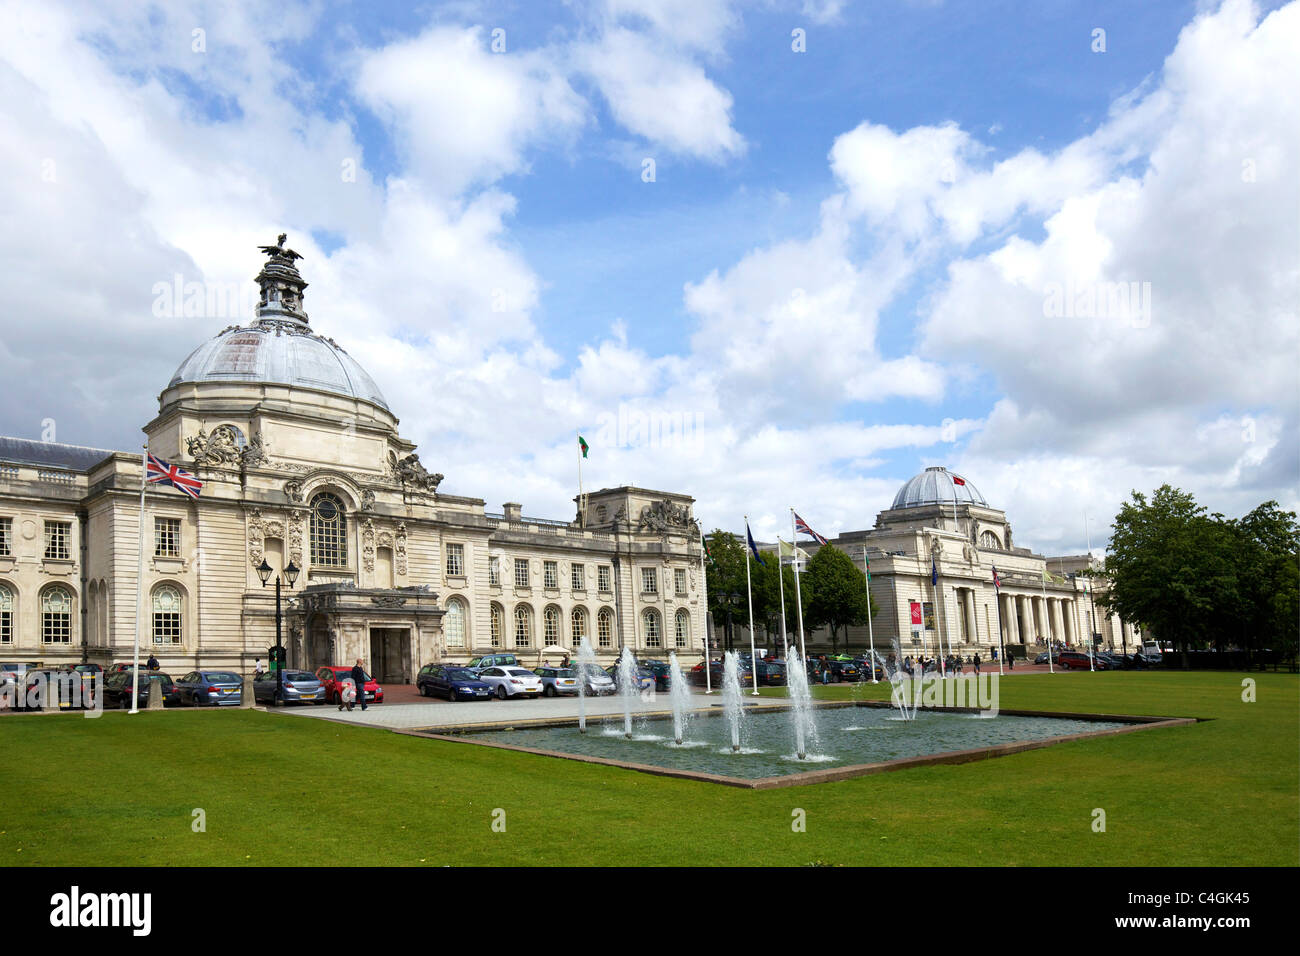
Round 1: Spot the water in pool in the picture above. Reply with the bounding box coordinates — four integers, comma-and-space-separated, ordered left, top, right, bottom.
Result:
468, 705, 1125, 779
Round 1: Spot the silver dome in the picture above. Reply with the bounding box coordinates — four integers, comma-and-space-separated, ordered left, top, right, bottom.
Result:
890, 466, 987, 510
167, 323, 389, 411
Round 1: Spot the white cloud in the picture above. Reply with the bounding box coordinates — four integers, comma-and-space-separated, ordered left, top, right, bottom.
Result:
574, 27, 745, 161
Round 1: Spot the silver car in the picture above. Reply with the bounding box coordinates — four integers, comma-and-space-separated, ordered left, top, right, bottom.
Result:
253, 669, 325, 705
535, 666, 580, 697
575, 664, 617, 696
478, 666, 543, 699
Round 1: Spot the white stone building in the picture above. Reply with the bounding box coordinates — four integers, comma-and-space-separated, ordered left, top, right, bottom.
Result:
0, 240, 706, 680
745, 467, 1121, 658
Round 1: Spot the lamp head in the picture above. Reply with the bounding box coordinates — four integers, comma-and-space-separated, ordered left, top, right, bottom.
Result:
256, 559, 273, 586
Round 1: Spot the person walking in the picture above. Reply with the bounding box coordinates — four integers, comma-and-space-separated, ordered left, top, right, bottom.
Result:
973, 651, 981, 675
350, 658, 368, 711
146, 653, 160, 673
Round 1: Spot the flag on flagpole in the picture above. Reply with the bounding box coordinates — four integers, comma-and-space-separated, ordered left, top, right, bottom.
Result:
931, 557, 938, 587
146, 454, 203, 498
700, 527, 715, 566
578, 435, 589, 458
792, 512, 828, 545
951, 474, 967, 486
992, 566, 1002, 591
745, 522, 766, 566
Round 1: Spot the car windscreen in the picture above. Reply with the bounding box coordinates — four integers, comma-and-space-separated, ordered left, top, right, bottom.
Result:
283, 671, 316, 681
506, 668, 535, 677
203, 672, 242, 683
446, 669, 477, 682
553, 669, 575, 678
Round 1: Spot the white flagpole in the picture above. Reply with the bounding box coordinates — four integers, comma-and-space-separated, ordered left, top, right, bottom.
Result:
790, 509, 807, 661
1041, 570, 1054, 674
699, 524, 712, 694
129, 445, 148, 714
744, 517, 759, 695
863, 547, 878, 683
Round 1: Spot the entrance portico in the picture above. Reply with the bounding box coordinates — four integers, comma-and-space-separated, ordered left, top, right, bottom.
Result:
292, 584, 444, 678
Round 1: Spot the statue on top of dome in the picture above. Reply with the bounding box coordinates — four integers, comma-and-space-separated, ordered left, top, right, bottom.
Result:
258, 232, 303, 262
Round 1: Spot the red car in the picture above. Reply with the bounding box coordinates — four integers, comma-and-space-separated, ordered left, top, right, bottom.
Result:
315, 666, 384, 705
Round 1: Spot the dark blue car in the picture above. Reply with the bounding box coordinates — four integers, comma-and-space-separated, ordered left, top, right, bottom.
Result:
417, 663, 492, 701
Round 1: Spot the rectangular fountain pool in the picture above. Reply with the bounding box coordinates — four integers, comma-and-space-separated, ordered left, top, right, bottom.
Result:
449, 704, 1135, 782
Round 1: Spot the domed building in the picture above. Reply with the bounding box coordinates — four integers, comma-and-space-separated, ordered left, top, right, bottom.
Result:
0, 239, 706, 682
752, 466, 1137, 658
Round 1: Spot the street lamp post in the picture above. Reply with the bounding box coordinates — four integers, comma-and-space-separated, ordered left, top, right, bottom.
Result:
257, 558, 300, 705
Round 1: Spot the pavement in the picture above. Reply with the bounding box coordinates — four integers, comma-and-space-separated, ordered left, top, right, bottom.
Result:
268, 684, 784, 730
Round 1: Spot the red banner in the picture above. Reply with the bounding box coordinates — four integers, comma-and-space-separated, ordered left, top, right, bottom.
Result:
909, 601, 923, 626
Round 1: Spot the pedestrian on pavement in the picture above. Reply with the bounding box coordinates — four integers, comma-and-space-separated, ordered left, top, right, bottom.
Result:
350, 658, 368, 711
146, 653, 159, 672
973, 652, 981, 675
338, 677, 356, 711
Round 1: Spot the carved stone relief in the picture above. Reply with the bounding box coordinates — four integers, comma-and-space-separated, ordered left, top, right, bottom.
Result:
362, 519, 376, 573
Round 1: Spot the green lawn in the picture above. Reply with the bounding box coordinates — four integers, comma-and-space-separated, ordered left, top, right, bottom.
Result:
3, 671, 1295, 866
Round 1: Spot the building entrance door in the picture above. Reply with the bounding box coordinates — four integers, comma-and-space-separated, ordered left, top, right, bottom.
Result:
369, 627, 412, 683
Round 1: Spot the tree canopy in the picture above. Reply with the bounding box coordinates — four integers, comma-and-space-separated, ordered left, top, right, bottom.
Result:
1098, 485, 1298, 667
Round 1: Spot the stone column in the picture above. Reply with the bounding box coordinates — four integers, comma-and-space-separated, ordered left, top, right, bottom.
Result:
964, 589, 978, 646
1052, 599, 1065, 645
1063, 599, 1075, 644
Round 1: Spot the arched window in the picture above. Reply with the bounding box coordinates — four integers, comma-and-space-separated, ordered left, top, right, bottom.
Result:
675, 609, 690, 649
597, 608, 614, 648
543, 606, 561, 646
0, 582, 13, 645
41, 586, 73, 644
310, 493, 347, 567
445, 598, 467, 648
979, 530, 1002, 550
490, 604, 504, 648
514, 605, 533, 648
643, 609, 661, 648
151, 585, 183, 645
570, 607, 588, 647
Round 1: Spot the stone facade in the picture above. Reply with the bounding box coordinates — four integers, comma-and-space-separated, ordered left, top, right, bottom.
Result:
0, 243, 705, 679
735, 467, 1125, 658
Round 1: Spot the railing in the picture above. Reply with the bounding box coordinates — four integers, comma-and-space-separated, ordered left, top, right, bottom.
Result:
38, 470, 76, 484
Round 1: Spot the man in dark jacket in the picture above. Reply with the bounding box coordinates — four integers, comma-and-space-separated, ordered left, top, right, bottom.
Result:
350, 659, 368, 711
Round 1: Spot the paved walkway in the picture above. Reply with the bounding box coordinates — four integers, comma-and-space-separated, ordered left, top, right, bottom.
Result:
270, 685, 784, 730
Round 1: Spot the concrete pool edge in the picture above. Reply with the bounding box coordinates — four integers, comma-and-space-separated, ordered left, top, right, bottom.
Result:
392, 703, 1200, 790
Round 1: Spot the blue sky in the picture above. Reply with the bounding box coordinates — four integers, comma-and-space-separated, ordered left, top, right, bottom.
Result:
1, 0, 1296, 553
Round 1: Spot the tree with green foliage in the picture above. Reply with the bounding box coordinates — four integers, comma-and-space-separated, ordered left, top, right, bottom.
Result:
803, 544, 874, 652
1099, 485, 1298, 669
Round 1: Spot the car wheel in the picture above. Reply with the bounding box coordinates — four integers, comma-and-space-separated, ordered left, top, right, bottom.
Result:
544, 685, 556, 697
497, 685, 508, 700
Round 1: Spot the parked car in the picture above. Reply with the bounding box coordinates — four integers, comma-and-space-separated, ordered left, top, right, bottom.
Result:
574, 663, 617, 696
20, 667, 86, 710
638, 659, 673, 691
604, 663, 655, 693
465, 653, 519, 674
102, 670, 182, 708
176, 670, 245, 706
417, 663, 492, 701
536, 666, 581, 697
825, 659, 861, 683
478, 666, 543, 699
1034, 651, 1056, 665
688, 659, 753, 688
316, 666, 384, 705
755, 659, 787, 686
253, 669, 325, 705
852, 655, 886, 680
1056, 651, 1110, 671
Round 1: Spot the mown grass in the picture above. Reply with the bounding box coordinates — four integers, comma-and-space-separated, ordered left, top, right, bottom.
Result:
2, 671, 1295, 866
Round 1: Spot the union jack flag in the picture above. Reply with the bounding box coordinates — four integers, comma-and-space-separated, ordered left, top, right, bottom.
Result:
992, 566, 1002, 591
146, 453, 203, 499
793, 512, 828, 545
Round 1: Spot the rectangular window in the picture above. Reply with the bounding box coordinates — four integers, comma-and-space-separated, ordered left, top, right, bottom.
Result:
488, 556, 501, 587
598, 565, 612, 592
514, 558, 530, 588
571, 563, 585, 591
154, 517, 181, 557
0, 610, 10, 644
597, 612, 612, 648
544, 560, 558, 589
446, 542, 464, 576
675, 568, 687, 596
0, 517, 11, 556
642, 567, 657, 594
44, 521, 70, 560
43, 612, 71, 644
152, 613, 182, 645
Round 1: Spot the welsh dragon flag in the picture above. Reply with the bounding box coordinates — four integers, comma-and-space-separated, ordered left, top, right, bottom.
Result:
578, 435, 589, 458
